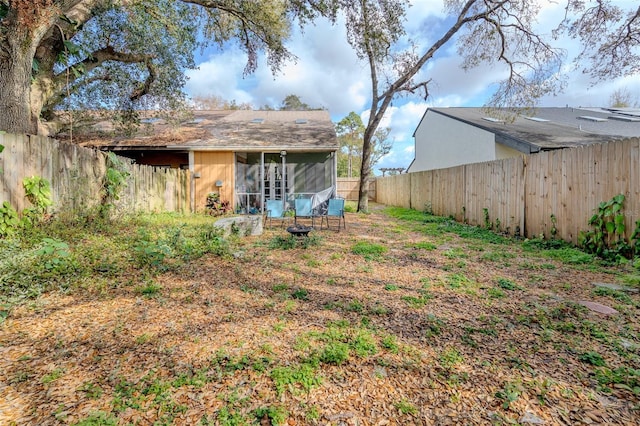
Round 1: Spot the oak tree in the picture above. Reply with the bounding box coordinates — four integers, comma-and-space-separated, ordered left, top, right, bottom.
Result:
0, 0, 334, 135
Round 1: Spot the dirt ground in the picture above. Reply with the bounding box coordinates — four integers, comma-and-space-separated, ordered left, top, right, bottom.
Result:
1, 206, 639, 425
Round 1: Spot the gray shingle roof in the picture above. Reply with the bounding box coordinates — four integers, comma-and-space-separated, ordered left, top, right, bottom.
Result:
82, 110, 338, 151
428, 107, 640, 153
175, 110, 338, 151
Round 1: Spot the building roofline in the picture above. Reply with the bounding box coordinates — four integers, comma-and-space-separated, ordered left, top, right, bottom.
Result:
165, 145, 338, 152
428, 108, 538, 154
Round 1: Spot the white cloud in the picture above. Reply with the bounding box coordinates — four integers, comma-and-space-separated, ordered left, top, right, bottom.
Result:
186, 16, 369, 116
362, 102, 426, 173
185, 1, 638, 176
383, 101, 427, 142
185, 52, 254, 103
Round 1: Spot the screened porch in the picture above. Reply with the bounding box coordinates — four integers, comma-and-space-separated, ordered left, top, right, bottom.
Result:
235, 151, 336, 215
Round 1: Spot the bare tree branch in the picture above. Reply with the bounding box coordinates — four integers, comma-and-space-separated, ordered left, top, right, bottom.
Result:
129, 58, 156, 102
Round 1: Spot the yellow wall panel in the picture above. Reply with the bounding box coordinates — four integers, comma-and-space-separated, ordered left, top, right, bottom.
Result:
194, 151, 235, 212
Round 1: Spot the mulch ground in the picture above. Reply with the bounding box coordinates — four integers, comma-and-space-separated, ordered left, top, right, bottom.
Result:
1, 206, 638, 425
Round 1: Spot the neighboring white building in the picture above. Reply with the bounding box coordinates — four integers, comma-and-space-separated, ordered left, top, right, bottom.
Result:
408, 107, 640, 173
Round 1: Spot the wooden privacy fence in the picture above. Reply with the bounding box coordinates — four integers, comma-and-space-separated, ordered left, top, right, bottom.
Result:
0, 133, 190, 216
376, 137, 640, 244
337, 177, 376, 201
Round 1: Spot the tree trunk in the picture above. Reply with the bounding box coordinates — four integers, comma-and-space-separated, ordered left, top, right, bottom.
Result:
357, 129, 374, 212
0, 54, 38, 134
0, 20, 42, 135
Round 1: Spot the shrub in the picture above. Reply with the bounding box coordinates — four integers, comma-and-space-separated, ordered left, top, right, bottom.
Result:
0, 201, 20, 238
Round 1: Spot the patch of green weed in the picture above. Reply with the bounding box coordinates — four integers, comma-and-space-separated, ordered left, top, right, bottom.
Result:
442, 221, 509, 244
268, 235, 298, 250
384, 206, 447, 224
401, 293, 432, 308
215, 406, 250, 425
447, 273, 473, 289
319, 342, 350, 365
73, 411, 118, 426
305, 404, 320, 421
394, 398, 418, 415
579, 351, 606, 366
351, 241, 388, 260
135, 281, 162, 297
620, 274, 640, 288
522, 237, 569, 251
496, 278, 522, 291
594, 366, 640, 393
439, 348, 463, 370
409, 241, 437, 250
347, 299, 364, 312
487, 288, 506, 299
481, 251, 516, 262
444, 248, 468, 259
290, 288, 309, 301
42, 368, 64, 384
593, 287, 634, 305
380, 334, 399, 353
272, 283, 289, 293
253, 406, 288, 426
536, 247, 594, 265
351, 330, 378, 357
270, 363, 322, 396
495, 381, 522, 409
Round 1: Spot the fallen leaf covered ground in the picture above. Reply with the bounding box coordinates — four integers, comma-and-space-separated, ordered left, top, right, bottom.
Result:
1, 205, 639, 425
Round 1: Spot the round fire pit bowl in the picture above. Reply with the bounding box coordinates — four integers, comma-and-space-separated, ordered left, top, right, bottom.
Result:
286, 224, 314, 237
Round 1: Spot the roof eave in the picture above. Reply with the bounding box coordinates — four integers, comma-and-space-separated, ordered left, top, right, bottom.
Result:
432, 109, 537, 154
165, 145, 339, 152
494, 134, 539, 154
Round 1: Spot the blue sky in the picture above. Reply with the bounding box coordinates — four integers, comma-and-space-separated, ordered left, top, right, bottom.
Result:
184, 1, 640, 175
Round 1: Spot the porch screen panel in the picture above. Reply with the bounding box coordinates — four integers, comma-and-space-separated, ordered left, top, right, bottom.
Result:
235, 152, 261, 213
287, 153, 332, 196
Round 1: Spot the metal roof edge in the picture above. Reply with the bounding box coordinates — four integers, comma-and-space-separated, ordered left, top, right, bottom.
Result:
494, 134, 538, 154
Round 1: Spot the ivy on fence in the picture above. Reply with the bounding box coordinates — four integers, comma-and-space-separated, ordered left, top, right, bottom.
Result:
100, 152, 130, 218
0, 176, 53, 238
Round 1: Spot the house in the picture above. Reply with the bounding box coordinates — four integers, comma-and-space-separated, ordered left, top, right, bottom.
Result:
408, 107, 640, 172
81, 110, 339, 213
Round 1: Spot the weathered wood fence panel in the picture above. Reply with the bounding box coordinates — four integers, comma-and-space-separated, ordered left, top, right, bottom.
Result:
431, 168, 464, 220
460, 159, 524, 232
336, 178, 376, 201
0, 133, 190, 216
376, 137, 640, 244
409, 170, 433, 213
525, 139, 639, 243
376, 174, 410, 208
